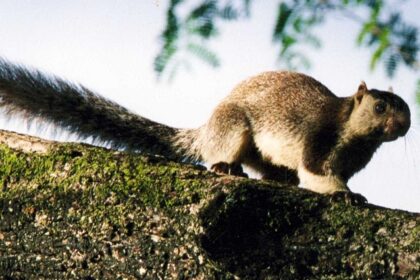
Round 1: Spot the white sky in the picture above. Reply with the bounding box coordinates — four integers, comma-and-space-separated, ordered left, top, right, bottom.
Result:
0, 0, 419, 212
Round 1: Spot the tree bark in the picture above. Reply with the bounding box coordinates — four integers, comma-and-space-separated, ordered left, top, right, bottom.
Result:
0, 129, 418, 279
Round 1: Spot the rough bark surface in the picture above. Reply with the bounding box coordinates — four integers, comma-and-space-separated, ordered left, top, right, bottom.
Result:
0, 130, 418, 279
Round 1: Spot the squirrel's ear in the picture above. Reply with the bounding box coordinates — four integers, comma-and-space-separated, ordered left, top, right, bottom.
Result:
355, 81, 367, 103
358, 81, 368, 92
388, 86, 394, 93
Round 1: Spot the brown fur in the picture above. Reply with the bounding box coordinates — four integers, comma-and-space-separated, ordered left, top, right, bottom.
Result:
174, 72, 410, 193
0, 60, 411, 193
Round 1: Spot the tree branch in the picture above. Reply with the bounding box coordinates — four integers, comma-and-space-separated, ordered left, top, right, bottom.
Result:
0, 130, 418, 279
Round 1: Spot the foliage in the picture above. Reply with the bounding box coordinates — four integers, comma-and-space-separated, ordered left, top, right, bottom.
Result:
416, 78, 420, 105
154, 0, 251, 80
356, 1, 419, 77
154, 0, 419, 79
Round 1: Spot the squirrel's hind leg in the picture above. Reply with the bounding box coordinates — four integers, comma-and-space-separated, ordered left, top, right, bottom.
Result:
200, 103, 251, 177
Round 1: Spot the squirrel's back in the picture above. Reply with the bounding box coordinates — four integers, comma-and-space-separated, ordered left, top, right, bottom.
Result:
219, 71, 341, 134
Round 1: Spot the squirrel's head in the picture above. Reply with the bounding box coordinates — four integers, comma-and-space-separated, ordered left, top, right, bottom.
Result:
346, 81, 411, 142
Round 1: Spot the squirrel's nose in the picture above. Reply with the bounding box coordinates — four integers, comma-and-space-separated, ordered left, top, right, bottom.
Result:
386, 114, 410, 137
398, 116, 411, 136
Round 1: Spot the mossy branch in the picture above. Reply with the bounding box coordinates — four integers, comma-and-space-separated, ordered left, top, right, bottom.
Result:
0, 130, 418, 279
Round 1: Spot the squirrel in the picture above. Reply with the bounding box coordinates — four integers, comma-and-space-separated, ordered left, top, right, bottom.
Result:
0, 59, 411, 195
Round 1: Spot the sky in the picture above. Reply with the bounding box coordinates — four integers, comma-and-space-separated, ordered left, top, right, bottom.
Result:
0, 0, 419, 212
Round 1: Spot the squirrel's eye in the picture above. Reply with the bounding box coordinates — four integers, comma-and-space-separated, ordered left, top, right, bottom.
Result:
374, 102, 386, 114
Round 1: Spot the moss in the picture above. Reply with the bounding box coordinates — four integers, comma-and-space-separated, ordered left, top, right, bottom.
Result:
199, 183, 419, 279
0, 138, 418, 279
0, 142, 232, 279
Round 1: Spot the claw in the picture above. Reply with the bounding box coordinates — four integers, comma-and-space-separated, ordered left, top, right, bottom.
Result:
329, 191, 367, 206
211, 162, 248, 178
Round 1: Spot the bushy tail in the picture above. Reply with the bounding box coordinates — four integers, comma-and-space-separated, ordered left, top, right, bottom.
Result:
0, 58, 191, 159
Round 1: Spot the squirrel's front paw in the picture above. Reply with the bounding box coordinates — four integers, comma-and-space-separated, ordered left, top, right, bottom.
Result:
329, 191, 367, 206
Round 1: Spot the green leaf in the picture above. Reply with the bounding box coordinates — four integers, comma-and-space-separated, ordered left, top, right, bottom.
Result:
416, 79, 420, 106
154, 45, 177, 75
292, 18, 302, 33
273, 2, 293, 42
186, 43, 220, 67
281, 35, 297, 55
170, 0, 184, 6
370, 43, 387, 70
357, 22, 375, 45
369, 26, 390, 70
385, 53, 398, 77
188, 1, 217, 21
155, 0, 183, 77
187, 19, 217, 38
368, 0, 383, 21
219, 5, 239, 20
